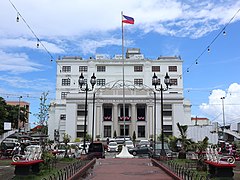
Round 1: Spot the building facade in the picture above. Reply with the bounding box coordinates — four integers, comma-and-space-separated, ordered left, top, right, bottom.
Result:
48, 48, 191, 142
6, 100, 30, 132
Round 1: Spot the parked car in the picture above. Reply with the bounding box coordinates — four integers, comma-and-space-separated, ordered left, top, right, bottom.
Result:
125, 140, 134, 149
115, 136, 131, 144
88, 142, 105, 159
107, 142, 118, 152
138, 139, 150, 147
154, 142, 177, 158
128, 145, 153, 157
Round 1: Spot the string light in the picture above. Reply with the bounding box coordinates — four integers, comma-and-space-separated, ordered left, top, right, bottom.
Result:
16, 13, 19, 22
37, 39, 40, 48
182, 8, 240, 75
9, 0, 55, 62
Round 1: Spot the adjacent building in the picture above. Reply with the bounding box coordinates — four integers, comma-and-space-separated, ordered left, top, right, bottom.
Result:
6, 100, 30, 132
48, 48, 192, 142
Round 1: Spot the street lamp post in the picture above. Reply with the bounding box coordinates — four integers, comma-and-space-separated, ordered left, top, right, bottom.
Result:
153, 91, 156, 156
18, 96, 22, 132
220, 97, 226, 130
78, 73, 96, 153
152, 72, 171, 157
92, 92, 96, 143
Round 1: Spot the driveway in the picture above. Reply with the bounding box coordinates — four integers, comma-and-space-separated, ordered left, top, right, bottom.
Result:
85, 158, 173, 180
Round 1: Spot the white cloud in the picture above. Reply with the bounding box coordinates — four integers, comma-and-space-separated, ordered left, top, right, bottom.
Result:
78, 38, 133, 55
1, 0, 240, 40
0, 50, 42, 74
200, 83, 240, 125
0, 38, 65, 54
0, 75, 55, 92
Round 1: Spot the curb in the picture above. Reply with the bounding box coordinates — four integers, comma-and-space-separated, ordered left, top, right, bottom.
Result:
151, 159, 183, 180
69, 158, 96, 180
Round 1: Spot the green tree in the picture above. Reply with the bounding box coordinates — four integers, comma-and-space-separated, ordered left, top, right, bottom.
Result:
63, 133, 71, 158
34, 92, 50, 134
114, 130, 117, 138
132, 131, 136, 146
0, 97, 28, 133
176, 122, 193, 159
0, 97, 8, 134
166, 135, 178, 152
85, 134, 92, 142
195, 137, 209, 171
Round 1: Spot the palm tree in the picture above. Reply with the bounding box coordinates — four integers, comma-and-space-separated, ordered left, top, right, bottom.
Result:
195, 136, 209, 171
176, 122, 193, 159
63, 133, 71, 158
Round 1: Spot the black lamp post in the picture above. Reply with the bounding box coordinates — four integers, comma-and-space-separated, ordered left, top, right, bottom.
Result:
79, 73, 96, 153
152, 72, 171, 157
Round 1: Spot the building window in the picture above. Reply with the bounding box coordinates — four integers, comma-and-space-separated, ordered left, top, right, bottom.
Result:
79, 66, 88, 72
97, 79, 106, 86
62, 78, 70, 86
163, 111, 172, 116
134, 66, 143, 72
103, 107, 112, 121
170, 79, 178, 86
138, 126, 145, 138
169, 66, 177, 72
137, 105, 145, 121
60, 114, 66, 120
61, 92, 69, 99
152, 66, 160, 72
97, 66, 106, 72
76, 125, 87, 138
77, 125, 85, 131
120, 125, 129, 136
62, 66, 71, 72
163, 125, 172, 131
104, 126, 111, 138
134, 79, 143, 86
77, 110, 86, 116
120, 105, 129, 117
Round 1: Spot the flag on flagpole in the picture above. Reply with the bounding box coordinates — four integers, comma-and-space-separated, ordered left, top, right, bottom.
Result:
122, 15, 134, 24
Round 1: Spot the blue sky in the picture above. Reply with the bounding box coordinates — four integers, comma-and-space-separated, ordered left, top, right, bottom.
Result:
1, 0, 240, 127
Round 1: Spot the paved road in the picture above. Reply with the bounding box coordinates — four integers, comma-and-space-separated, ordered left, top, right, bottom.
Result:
85, 158, 173, 180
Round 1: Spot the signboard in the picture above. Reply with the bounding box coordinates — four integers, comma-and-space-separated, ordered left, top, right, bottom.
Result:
4, 122, 11, 130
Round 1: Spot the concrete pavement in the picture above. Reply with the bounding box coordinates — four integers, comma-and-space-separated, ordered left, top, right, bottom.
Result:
84, 158, 174, 180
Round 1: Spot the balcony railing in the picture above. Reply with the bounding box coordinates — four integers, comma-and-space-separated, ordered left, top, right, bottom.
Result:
118, 116, 131, 121
103, 116, 112, 121
137, 116, 145, 121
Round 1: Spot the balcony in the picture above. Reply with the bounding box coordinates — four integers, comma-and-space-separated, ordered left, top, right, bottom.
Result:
103, 116, 112, 121
137, 116, 145, 121
118, 116, 131, 121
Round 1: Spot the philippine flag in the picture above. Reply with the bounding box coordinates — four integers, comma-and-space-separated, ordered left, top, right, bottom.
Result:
122, 15, 134, 24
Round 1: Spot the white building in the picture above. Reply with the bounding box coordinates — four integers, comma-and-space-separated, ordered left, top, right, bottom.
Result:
48, 48, 192, 142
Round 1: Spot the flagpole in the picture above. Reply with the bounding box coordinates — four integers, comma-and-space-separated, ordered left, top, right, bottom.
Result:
121, 11, 126, 144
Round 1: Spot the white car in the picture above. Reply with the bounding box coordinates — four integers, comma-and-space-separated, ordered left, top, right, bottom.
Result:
125, 140, 134, 149
138, 139, 150, 147
107, 142, 118, 152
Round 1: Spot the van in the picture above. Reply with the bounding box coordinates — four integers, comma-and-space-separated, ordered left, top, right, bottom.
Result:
88, 142, 105, 159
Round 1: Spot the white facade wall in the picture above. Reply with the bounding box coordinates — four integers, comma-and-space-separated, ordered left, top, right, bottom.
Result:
187, 125, 218, 144
48, 51, 191, 142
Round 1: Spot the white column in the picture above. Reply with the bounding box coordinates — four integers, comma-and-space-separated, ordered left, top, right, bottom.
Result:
113, 103, 118, 136
66, 103, 77, 141
131, 103, 136, 137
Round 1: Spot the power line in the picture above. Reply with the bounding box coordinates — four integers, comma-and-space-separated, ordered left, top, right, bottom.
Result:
8, 0, 55, 62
